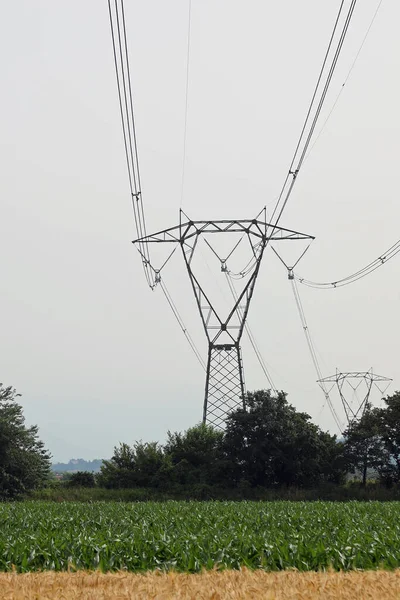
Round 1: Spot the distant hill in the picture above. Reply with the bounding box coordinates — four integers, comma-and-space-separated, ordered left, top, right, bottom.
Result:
51, 458, 104, 473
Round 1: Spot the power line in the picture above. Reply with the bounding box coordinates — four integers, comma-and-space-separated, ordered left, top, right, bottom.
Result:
180, 0, 192, 207
270, 246, 343, 430
228, 1, 359, 282
160, 280, 206, 371
268, 0, 358, 234
121, 0, 150, 256
291, 279, 344, 432
295, 238, 400, 289
304, 0, 384, 164
107, 0, 154, 288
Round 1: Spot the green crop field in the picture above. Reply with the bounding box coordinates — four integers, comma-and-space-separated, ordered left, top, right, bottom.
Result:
0, 501, 399, 573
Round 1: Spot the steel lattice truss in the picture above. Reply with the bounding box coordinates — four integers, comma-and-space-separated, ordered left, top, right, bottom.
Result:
134, 211, 314, 428
318, 369, 392, 427
205, 345, 246, 429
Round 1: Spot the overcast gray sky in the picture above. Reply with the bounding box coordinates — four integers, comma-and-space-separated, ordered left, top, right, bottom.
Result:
1, 1, 399, 462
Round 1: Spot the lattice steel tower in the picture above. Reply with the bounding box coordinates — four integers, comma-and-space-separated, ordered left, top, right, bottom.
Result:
134, 210, 313, 428
318, 369, 392, 428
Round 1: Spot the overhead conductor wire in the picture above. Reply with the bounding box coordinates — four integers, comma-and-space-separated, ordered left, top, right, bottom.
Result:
108, 0, 154, 288
161, 2, 204, 370
254, 0, 358, 427
295, 237, 400, 289
284, 0, 389, 290
270, 246, 343, 431
160, 281, 206, 370
227, 0, 359, 281
291, 278, 344, 432
304, 0, 384, 164
225, 1, 359, 419
108, 0, 205, 367
265, 0, 388, 428
268, 0, 358, 235
180, 0, 192, 207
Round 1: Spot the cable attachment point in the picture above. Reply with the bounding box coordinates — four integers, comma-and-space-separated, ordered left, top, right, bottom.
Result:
155, 271, 161, 285
288, 268, 294, 280
221, 261, 228, 272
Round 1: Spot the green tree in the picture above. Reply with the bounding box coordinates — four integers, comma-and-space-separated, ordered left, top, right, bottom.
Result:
223, 389, 346, 488
0, 383, 51, 499
66, 471, 96, 488
344, 405, 390, 486
316, 430, 348, 485
98, 441, 171, 489
377, 392, 400, 483
165, 423, 225, 485
97, 443, 136, 488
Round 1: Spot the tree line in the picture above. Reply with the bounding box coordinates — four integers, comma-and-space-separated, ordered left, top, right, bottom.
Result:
0, 384, 50, 499
1, 382, 400, 499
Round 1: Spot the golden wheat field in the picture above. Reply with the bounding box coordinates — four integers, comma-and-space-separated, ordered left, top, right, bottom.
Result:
1, 569, 400, 600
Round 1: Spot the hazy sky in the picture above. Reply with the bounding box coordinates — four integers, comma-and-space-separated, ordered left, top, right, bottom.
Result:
1, 1, 399, 462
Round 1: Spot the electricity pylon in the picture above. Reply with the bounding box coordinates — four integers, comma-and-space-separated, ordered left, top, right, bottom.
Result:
318, 369, 392, 427
134, 209, 314, 429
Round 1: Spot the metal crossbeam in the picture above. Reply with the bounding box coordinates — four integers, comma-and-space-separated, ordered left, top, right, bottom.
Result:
133, 218, 314, 245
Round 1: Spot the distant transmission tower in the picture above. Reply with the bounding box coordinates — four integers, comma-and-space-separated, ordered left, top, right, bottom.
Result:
317, 369, 392, 427
134, 210, 313, 428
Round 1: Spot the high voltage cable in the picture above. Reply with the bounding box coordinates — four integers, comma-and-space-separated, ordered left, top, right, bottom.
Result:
242, 1, 361, 413
107, 0, 154, 288
180, 0, 192, 207
268, 0, 358, 235
160, 280, 206, 370
304, 0, 384, 164
271, 246, 343, 430
228, 1, 359, 282
136, 245, 204, 367
295, 238, 400, 289
225, 274, 277, 392
108, 0, 222, 368
290, 279, 344, 432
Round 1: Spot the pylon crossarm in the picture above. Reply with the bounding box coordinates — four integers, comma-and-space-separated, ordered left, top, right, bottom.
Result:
132, 218, 315, 245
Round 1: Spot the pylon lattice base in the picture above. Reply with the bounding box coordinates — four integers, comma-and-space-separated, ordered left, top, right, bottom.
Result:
204, 344, 245, 429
